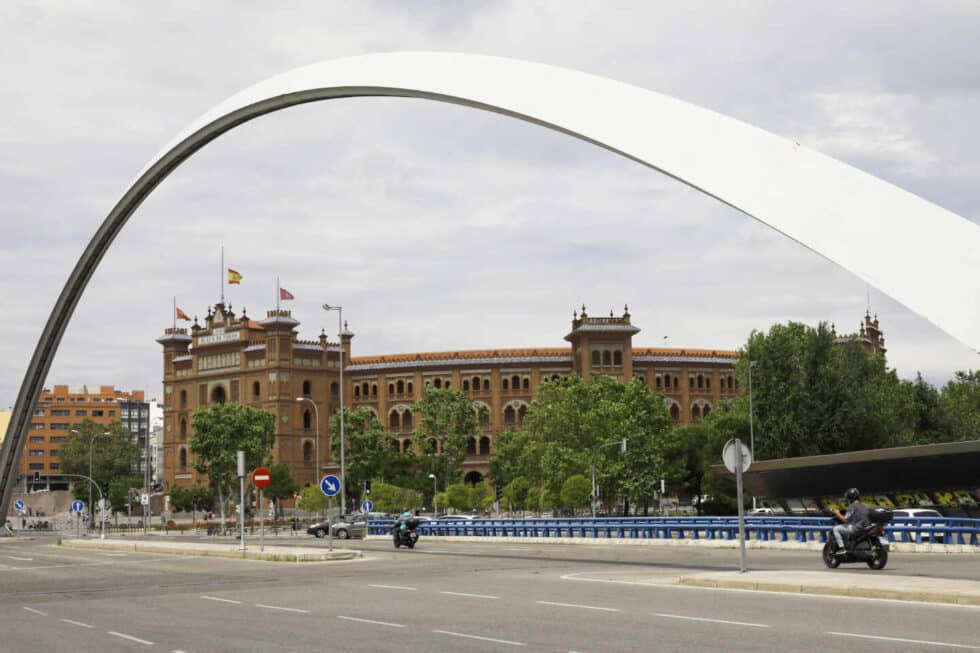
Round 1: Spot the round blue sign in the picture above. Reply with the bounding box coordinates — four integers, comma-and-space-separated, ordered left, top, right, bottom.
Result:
319, 475, 341, 497
13, 499, 25, 511
361, 500, 374, 512
71, 500, 85, 513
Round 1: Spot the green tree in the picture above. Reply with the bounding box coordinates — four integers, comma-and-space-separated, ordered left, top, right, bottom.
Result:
445, 483, 471, 511
60, 420, 140, 512
412, 385, 481, 488
369, 482, 423, 513
663, 424, 711, 515
190, 403, 276, 529
560, 474, 592, 512
502, 476, 532, 512
329, 406, 405, 502
938, 370, 980, 441
297, 484, 327, 513
264, 462, 299, 515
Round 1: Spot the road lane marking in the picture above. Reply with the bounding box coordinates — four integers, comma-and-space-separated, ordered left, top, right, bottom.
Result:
23, 606, 48, 616
60, 619, 94, 628
368, 584, 417, 591
829, 631, 980, 650
8, 556, 33, 561
255, 604, 309, 614
537, 600, 620, 612
200, 595, 242, 604
434, 630, 526, 646
108, 631, 155, 645
440, 591, 500, 600
337, 616, 405, 628
655, 613, 769, 628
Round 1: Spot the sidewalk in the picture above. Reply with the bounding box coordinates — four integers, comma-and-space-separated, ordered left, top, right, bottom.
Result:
61, 537, 362, 563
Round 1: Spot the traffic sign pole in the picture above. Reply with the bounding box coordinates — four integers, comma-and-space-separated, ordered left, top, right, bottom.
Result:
259, 489, 264, 553
736, 438, 746, 573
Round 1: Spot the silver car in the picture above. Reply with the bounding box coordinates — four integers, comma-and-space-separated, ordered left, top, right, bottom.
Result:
307, 514, 367, 540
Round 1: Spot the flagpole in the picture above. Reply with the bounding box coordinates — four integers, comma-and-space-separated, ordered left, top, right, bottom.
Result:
276, 275, 280, 312
221, 246, 225, 304
173, 296, 176, 330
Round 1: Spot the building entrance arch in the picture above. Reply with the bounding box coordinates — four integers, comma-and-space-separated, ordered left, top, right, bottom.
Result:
2, 51, 978, 520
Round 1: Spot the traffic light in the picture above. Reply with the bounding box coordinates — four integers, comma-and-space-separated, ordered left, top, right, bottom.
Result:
100, 481, 109, 497
364, 480, 372, 496
33, 472, 40, 482
494, 485, 503, 502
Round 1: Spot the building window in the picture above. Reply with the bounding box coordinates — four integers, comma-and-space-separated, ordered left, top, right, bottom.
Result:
603, 350, 612, 366
50, 423, 70, 430
330, 382, 339, 399
703, 404, 711, 418
51, 409, 70, 416
402, 411, 413, 429
50, 436, 67, 444
211, 386, 226, 404
479, 436, 491, 455
302, 380, 311, 396
692, 404, 702, 422
433, 378, 442, 389
180, 390, 187, 407
29, 463, 44, 470
49, 463, 60, 470
467, 438, 477, 455
372, 384, 378, 397
33, 408, 45, 416
592, 350, 600, 366
303, 410, 312, 430
303, 441, 313, 463
614, 351, 623, 366
179, 448, 187, 468
30, 423, 44, 430
462, 380, 470, 392
504, 406, 516, 425
407, 382, 414, 394
354, 386, 361, 398
522, 377, 530, 390
511, 375, 520, 390
30, 436, 44, 443
179, 419, 187, 440
253, 381, 260, 398
670, 404, 680, 423
389, 383, 395, 395
29, 449, 44, 457
502, 378, 509, 391
390, 411, 399, 429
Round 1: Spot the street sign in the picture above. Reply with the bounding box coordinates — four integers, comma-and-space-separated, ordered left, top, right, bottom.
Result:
722, 439, 752, 474
140, 493, 149, 506
320, 474, 341, 497
13, 499, 25, 511
361, 499, 374, 512
252, 467, 272, 489
71, 500, 85, 513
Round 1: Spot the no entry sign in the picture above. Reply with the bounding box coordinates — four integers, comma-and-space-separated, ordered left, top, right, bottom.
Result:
252, 467, 272, 489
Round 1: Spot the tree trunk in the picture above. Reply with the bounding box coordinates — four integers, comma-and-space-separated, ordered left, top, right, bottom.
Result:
642, 502, 649, 516
623, 498, 630, 516
217, 484, 226, 532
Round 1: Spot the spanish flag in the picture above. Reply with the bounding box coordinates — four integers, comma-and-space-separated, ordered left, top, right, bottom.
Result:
227, 268, 242, 285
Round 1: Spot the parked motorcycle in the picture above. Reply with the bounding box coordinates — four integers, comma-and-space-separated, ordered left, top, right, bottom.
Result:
392, 518, 419, 549
822, 507, 893, 570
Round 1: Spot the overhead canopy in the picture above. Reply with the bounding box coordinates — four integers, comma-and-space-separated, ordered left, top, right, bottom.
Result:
712, 439, 980, 498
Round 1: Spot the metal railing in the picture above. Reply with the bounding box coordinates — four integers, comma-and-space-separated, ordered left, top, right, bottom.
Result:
367, 516, 980, 546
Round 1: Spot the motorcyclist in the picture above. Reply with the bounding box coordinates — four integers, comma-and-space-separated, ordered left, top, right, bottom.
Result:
396, 508, 413, 531
831, 488, 870, 554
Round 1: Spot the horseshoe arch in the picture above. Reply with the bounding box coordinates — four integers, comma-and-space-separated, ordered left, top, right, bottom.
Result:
2, 52, 979, 518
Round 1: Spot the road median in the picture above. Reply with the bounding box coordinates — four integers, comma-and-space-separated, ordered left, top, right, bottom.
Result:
61, 537, 362, 562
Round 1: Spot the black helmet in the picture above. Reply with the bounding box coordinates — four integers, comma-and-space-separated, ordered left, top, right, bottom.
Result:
844, 488, 860, 502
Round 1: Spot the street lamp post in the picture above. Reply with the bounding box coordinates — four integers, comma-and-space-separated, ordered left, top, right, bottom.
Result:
591, 438, 628, 518
322, 304, 345, 514
71, 428, 109, 532
748, 360, 758, 510
428, 473, 437, 516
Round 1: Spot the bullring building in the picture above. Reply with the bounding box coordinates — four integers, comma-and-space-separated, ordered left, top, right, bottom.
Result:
158, 304, 738, 494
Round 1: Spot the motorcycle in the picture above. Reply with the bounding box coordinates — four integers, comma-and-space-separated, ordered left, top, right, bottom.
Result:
392, 518, 419, 549
822, 507, 892, 570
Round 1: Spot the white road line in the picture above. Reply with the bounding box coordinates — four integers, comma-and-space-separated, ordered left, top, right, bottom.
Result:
200, 595, 242, 604
8, 556, 33, 561
367, 584, 417, 591
434, 630, 526, 646
337, 615, 406, 628
23, 606, 48, 616
829, 631, 980, 650
537, 600, 620, 612
440, 591, 500, 600
108, 631, 155, 645
655, 613, 769, 628
60, 618, 94, 628
255, 603, 309, 614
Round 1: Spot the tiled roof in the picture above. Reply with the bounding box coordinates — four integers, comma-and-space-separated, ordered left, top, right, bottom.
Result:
350, 347, 569, 366
632, 348, 737, 359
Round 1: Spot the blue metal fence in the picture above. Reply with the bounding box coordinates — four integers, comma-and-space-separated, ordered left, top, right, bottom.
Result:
369, 516, 980, 546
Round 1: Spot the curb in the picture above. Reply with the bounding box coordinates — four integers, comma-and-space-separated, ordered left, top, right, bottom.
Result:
60, 539, 362, 563
678, 575, 980, 606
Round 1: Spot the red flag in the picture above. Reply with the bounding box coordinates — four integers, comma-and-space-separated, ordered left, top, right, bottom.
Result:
279, 288, 295, 301
176, 307, 191, 321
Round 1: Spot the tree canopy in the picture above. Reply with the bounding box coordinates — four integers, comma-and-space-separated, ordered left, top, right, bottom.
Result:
411, 385, 481, 489
60, 419, 140, 510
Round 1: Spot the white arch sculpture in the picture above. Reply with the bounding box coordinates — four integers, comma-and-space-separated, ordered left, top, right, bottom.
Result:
2, 51, 978, 519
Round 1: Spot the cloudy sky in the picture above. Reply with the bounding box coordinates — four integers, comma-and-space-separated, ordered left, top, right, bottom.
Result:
2, 1, 978, 408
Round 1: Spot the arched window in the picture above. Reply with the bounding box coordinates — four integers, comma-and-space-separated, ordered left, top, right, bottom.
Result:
463, 380, 470, 391
389, 411, 399, 429
504, 406, 516, 425
522, 377, 530, 390
361, 382, 369, 396
179, 419, 187, 440
482, 378, 490, 391
253, 381, 261, 398
591, 350, 600, 366
371, 384, 378, 397
518, 405, 528, 425
703, 404, 711, 418
706, 376, 711, 390
692, 404, 702, 422
179, 448, 187, 468
464, 471, 483, 486
302, 380, 311, 396
401, 438, 411, 453
211, 386, 226, 404
433, 378, 442, 389
551, 374, 560, 382
303, 441, 313, 462
303, 410, 312, 430
407, 382, 414, 394
397, 380, 404, 394
697, 374, 704, 389
467, 438, 477, 455
673, 375, 680, 388
180, 389, 187, 407
330, 382, 338, 399
445, 379, 451, 389
388, 383, 395, 395
689, 376, 695, 390
473, 376, 481, 391
479, 436, 491, 455
402, 410, 413, 429
511, 375, 520, 390
670, 404, 680, 423
354, 386, 360, 398
656, 375, 662, 389
502, 378, 509, 391
427, 438, 438, 453
664, 375, 671, 389
479, 408, 489, 427
390, 439, 401, 453
614, 351, 623, 366
602, 350, 612, 366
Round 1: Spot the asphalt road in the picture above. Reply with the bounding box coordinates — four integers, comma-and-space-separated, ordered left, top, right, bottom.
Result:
2, 534, 978, 652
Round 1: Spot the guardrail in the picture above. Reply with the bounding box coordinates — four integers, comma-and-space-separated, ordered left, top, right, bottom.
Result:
368, 516, 980, 546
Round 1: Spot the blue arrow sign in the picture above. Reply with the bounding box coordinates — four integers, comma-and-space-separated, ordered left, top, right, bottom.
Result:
13, 499, 25, 511
71, 500, 85, 513
319, 475, 341, 497
361, 500, 374, 512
